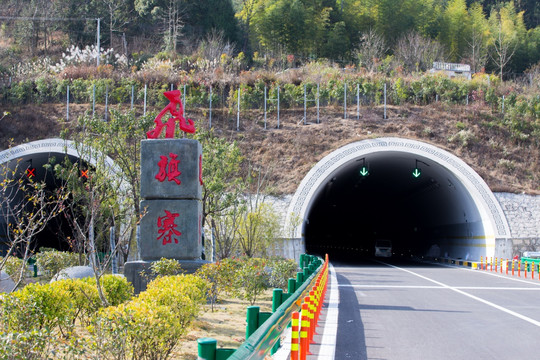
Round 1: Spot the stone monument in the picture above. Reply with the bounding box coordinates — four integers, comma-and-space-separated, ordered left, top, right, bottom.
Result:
124, 90, 207, 293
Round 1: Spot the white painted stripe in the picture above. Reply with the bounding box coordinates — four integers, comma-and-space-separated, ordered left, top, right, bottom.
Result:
317, 263, 339, 360
459, 266, 540, 286
384, 262, 540, 328
339, 284, 540, 291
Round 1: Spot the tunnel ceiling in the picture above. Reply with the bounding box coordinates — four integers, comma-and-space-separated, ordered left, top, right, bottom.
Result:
305, 151, 482, 257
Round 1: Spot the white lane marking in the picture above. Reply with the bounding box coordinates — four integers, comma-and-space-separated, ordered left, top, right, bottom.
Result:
458, 266, 540, 286
317, 263, 339, 360
339, 284, 540, 290
383, 262, 540, 328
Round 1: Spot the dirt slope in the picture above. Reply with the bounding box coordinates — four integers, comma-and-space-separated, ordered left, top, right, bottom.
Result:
1, 103, 538, 194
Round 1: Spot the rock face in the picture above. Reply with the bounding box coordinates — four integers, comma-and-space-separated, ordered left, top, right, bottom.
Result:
51, 266, 94, 282
0, 271, 15, 293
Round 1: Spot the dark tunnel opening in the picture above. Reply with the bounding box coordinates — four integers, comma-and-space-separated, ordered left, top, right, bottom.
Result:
304, 151, 487, 262
0, 152, 87, 255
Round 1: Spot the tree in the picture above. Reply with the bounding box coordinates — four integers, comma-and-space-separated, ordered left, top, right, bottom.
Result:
52, 111, 151, 306
488, 2, 526, 79
0, 157, 67, 290
440, 0, 470, 62
193, 127, 243, 260
237, 202, 280, 257
74, 110, 153, 263
466, 3, 490, 72
355, 28, 387, 72
93, 0, 134, 49
135, 0, 185, 52
395, 31, 446, 72
236, 0, 259, 53
251, 0, 307, 55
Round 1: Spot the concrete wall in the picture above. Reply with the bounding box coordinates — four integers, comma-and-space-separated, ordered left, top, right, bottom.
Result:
265, 193, 540, 260
494, 193, 540, 256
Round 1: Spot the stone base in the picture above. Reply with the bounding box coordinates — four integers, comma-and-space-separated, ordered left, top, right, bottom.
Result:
124, 259, 209, 294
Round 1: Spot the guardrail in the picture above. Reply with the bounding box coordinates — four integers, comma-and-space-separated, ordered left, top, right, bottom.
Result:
197, 254, 328, 360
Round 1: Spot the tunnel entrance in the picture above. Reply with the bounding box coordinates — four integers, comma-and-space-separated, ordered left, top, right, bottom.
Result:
0, 139, 120, 256
287, 138, 510, 262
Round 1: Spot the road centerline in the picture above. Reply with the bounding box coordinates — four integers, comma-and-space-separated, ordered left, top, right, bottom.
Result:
382, 262, 540, 328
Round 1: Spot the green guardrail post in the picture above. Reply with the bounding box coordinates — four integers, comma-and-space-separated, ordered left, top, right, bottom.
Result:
303, 266, 309, 279
272, 288, 283, 312
300, 254, 306, 269
198, 338, 217, 360
246, 306, 260, 339
258, 312, 272, 327
288, 278, 296, 293
216, 349, 235, 360
271, 288, 283, 355
296, 271, 304, 286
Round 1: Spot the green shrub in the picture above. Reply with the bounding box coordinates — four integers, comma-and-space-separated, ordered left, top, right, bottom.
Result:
0, 282, 75, 335
234, 258, 269, 305
90, 274, 207, 360
100, 275, 134, 306
0, 329, 55, 360
268, 258, 298, 290
34, 249, 82, 278
0, 256, 25, 284
50, 279, 100, 326
140, 274, 207, 323
196, 260, 238, 310
149, 257, 183, 277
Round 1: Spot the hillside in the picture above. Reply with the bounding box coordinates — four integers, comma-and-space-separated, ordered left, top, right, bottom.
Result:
2, 101, 539, 195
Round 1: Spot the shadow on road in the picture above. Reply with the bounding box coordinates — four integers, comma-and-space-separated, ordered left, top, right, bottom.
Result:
336, 273, 368, 359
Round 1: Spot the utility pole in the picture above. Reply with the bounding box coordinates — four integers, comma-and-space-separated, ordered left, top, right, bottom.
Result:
96, 18, 101, 67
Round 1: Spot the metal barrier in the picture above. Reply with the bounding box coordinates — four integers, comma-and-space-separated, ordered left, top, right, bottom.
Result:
198, 254, 326, 360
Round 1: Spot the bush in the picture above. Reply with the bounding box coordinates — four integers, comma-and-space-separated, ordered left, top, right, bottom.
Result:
0, 256, 25, 284
100, 275, 134, 306
34, 249, 82, 278
0, 282, 75, 335
89, 274, 207, 360
0, 329, 55, 360
149, 257, 183, 277
51, 279, 101, 326
196, 260, 239, 310
234, 258, 269, 305
268, 258, 298, 290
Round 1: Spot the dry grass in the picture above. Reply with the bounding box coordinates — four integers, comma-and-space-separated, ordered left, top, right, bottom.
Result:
174, 290, 274, 359
2, 102, 539, 194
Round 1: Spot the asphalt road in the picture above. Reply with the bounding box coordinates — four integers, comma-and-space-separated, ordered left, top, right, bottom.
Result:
328, 258, 540, 360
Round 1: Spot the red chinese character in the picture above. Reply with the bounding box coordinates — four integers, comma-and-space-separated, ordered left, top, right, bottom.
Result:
147, 90, 196, 138
155, 153, 181, 185
157, 210, 181, 245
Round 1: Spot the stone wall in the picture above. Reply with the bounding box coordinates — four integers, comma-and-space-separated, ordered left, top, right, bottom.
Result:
495, 193, 540, 256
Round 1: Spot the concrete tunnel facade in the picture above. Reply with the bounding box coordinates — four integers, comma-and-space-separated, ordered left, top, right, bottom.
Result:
1, 137, 513, 263
0, 138, 123, 252
286, 137, 511, 262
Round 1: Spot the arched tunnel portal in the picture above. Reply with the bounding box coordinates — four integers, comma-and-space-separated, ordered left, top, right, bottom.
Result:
0, 139, 121, 255
286, 138, 511, 262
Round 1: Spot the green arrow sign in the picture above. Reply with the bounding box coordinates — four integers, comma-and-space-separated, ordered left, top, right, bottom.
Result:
360, 166, 369, 176
412, 168, 421, 178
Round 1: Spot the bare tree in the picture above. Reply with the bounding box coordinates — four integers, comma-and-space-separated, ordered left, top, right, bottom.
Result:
355, 28, 387, 73
135, 0, 185, 53
198, 29, 236, 62
0, 159, 67, 290
395, 31, 446, 73
96, 0, 133, 49
489, 20, 518, 80
466, 25, 489, 73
